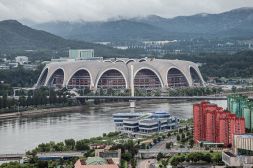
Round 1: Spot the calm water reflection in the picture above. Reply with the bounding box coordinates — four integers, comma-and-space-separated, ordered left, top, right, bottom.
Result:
0, 100, 226, 154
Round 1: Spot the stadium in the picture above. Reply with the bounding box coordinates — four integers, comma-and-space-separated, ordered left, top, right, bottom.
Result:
35, 58, 205, 91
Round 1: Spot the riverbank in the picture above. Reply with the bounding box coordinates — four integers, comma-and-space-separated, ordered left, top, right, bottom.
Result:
0, 99, 174, 119
0, 106, 83, 119
0, 98, 195, 120
0, 100, 227, 154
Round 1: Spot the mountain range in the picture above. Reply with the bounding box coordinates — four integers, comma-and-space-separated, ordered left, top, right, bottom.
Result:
32, 7, 253, 42
0, 20, 120, 57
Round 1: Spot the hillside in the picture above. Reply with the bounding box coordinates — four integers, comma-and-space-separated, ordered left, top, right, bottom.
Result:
33, 20, 172, 42
137, 7, 253, 38
0, 20, 120, 57
33, 7, 253, 42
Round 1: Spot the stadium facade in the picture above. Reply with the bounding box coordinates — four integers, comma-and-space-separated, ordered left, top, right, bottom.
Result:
35, 58, 205, 91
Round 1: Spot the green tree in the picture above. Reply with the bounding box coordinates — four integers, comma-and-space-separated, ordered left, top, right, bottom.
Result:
170, 157, 179, 166
121, 152, 132, 162
212, 153, 222, 164
203, 153, 212, 163
37, 160, 48, 168
26, 95, 33, 106
232, 86, 237, 93
53, 142, 65, 151
65, 139, 75, 150
153, 138, 157, 144
181, 133, 185, 141
176, 135, 180, 141
18, 96, 26, 107
37, 143, 51, 152
189, 139, 194, 148
166, 142, 173, 149
0, 97, 3, 109
157, 152, 163, 161
140, 143, 146, 149
75, 140, 90, 151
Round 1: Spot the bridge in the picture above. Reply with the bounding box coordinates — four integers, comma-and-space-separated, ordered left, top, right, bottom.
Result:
0, 154, 25, 161
36, 151, 85, 160
75, 95, 253, 108
0, 152, 85, 162
75, 95, 230, 100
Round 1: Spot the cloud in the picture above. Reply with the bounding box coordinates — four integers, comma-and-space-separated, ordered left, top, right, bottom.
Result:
0, 0, 252, 23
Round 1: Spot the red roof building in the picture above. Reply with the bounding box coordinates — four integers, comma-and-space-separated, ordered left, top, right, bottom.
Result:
193, 101, 245, 146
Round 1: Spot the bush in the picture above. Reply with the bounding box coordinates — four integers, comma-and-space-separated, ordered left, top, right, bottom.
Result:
166, 142, 173, 149
157, 152, 164, 161
121, 152, 132, 162
75, 140, 90, 151
177, 135, 181, 141
65, 139, 75, 150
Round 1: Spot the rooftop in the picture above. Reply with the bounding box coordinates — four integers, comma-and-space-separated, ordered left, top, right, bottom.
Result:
139, 119, 158, 124
236, 134, 253, 138
113, 112, 146, 117
74, 158, 119, 168
86, 157, 107, 165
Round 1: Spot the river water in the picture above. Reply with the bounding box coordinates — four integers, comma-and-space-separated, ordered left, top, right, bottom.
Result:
0, 100, 226, 154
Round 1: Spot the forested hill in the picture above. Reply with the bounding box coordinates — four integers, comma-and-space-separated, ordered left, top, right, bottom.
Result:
164, 50, 253, 78
0, 20, 120, 57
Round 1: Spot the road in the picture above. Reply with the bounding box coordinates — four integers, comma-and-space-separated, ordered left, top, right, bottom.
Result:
138, 159, 156, 168
150, 136, 177, 151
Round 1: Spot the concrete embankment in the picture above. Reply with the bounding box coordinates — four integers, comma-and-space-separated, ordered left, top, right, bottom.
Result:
0, 106, 83, 119
0, 99, 188, 119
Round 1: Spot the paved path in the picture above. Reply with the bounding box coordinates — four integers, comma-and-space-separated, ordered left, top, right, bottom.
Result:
138, 159, 156, 168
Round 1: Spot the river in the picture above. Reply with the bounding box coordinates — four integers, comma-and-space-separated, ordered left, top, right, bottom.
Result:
0, 100, 226, 154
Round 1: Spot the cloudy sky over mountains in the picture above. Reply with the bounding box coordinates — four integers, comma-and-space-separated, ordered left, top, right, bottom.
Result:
0, 0, 253, 22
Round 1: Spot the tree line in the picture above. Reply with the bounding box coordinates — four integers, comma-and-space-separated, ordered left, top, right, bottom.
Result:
164, 50, 253, 79
0, 87, 74, 113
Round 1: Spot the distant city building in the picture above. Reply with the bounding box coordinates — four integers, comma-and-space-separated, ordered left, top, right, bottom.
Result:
15, 56, 28, 65
222, 134, 253, 167
193, 101, 245, 146
143, 40, 177, 46
113, 111, 179, 135
95, 42, 111, 45
0, 64, 10, 70
8, 62, 18, 68
113, 46, 128, 50
23, 64, 38, 70
227, 95, 253, 131
2, 58, 8, 62
51, 57, 75, 62
74, 157, 119, 168
36, 58, 205, 91
69, 49, 94, 60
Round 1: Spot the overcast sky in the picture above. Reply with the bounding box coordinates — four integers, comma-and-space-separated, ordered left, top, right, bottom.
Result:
0, 0, 253, 23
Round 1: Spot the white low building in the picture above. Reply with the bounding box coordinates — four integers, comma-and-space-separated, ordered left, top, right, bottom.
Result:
222, 134, 253, 168
35, 57, 205, 91
113, 112, 179, 135
15, 56, 28, 65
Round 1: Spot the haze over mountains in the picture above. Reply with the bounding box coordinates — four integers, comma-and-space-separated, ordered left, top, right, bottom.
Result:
0, 7, 252, 58
32, 7, 253, 42
0, 20, 120, 56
